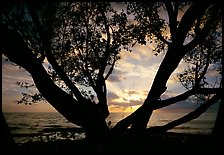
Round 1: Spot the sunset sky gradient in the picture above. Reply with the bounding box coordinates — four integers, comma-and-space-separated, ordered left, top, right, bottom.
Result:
2, 43, 220, 113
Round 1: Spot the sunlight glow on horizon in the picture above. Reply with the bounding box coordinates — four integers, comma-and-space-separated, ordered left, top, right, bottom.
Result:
2, 47, 221, 113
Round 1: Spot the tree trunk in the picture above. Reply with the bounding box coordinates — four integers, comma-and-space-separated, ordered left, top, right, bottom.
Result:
1, 23, 109, 141
114, 46, 186, 132
95, 78, 109, 119
114, 2, 215, 133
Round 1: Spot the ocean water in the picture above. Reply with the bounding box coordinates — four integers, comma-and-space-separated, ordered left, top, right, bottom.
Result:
3, 111, 217, 144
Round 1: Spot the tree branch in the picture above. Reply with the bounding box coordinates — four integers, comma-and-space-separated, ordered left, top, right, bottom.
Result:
93, 3, 110, 118
144, 2, 212, 103
149, 94, 221, 133
195, 53, 210, 87
154, 88, 221, 110
0, 23, 84, 126
176, 1, 212, 45
104, 55, 116, 80
184, 3, 220, 52
164, 2, 178, 41
97, 3, 111, 79
83, 65, 96, 89
27, 4, 84, 101
82, 14, 96, 89
155, 32, 170, 45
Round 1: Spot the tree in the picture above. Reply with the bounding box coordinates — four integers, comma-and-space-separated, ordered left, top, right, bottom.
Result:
1, 1, 222, 146
1, 2, 134, 140
113, 1, 222, 134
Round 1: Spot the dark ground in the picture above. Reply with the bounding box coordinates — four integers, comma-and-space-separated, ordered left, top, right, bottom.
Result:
2, 129, 223, 155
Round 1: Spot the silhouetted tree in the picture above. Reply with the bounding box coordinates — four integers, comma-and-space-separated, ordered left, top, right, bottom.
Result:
114, 1, 222, 134
1, 2, 222, 148
1, 2, 133, 141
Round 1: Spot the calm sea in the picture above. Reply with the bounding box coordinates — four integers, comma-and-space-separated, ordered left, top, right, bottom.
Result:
3, 111, 217, 144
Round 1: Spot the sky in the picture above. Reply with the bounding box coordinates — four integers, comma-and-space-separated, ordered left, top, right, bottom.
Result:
2, 43, 220, 113
2, 2, 221, 113
1, 48, 172, 113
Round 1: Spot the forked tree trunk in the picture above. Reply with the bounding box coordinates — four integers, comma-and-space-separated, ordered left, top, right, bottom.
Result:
114, 2, 217, 133
113, 45, 187, 132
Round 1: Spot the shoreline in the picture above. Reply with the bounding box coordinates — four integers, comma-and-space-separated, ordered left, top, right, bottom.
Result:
12, 126, 212, 144
9, 130, 222, 154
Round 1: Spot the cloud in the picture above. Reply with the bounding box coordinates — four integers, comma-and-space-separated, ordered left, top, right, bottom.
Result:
206, 70, 221, 77
107, 67, 127, 82
106, 44, 166, 102
122, 89, 138, 96
107, 92, 119, 101
108, 99, 142, 113
2, 57, 50, 112
108, 100, 142, 107
128, 99, 143, 106
160, 90, 180, 100
107, 89, 146, 109
108, 39, 221, 112
121, 43, 164, 68
122, 89, 147, 99
108, 104, 133, 113
2, 59, 35, 95
117, 48, 165, 90
107, 74, 126, 82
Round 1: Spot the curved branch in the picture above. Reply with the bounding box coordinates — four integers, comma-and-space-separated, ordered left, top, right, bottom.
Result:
83, 65, 96, 89
164, 2, 178, 41
82, 12, 96, 89
149, 94, 221, 133
27, 4, 84, 101
155, 32, 170, 45
104, 56, 116, 80
1, 23, 109, 136
195, 53, 210, 86
184, 3, 221, 52
176, 1, 212, 44
97, 3, 111, 78
154, 88, 221, 110
0, 23, 83, 125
